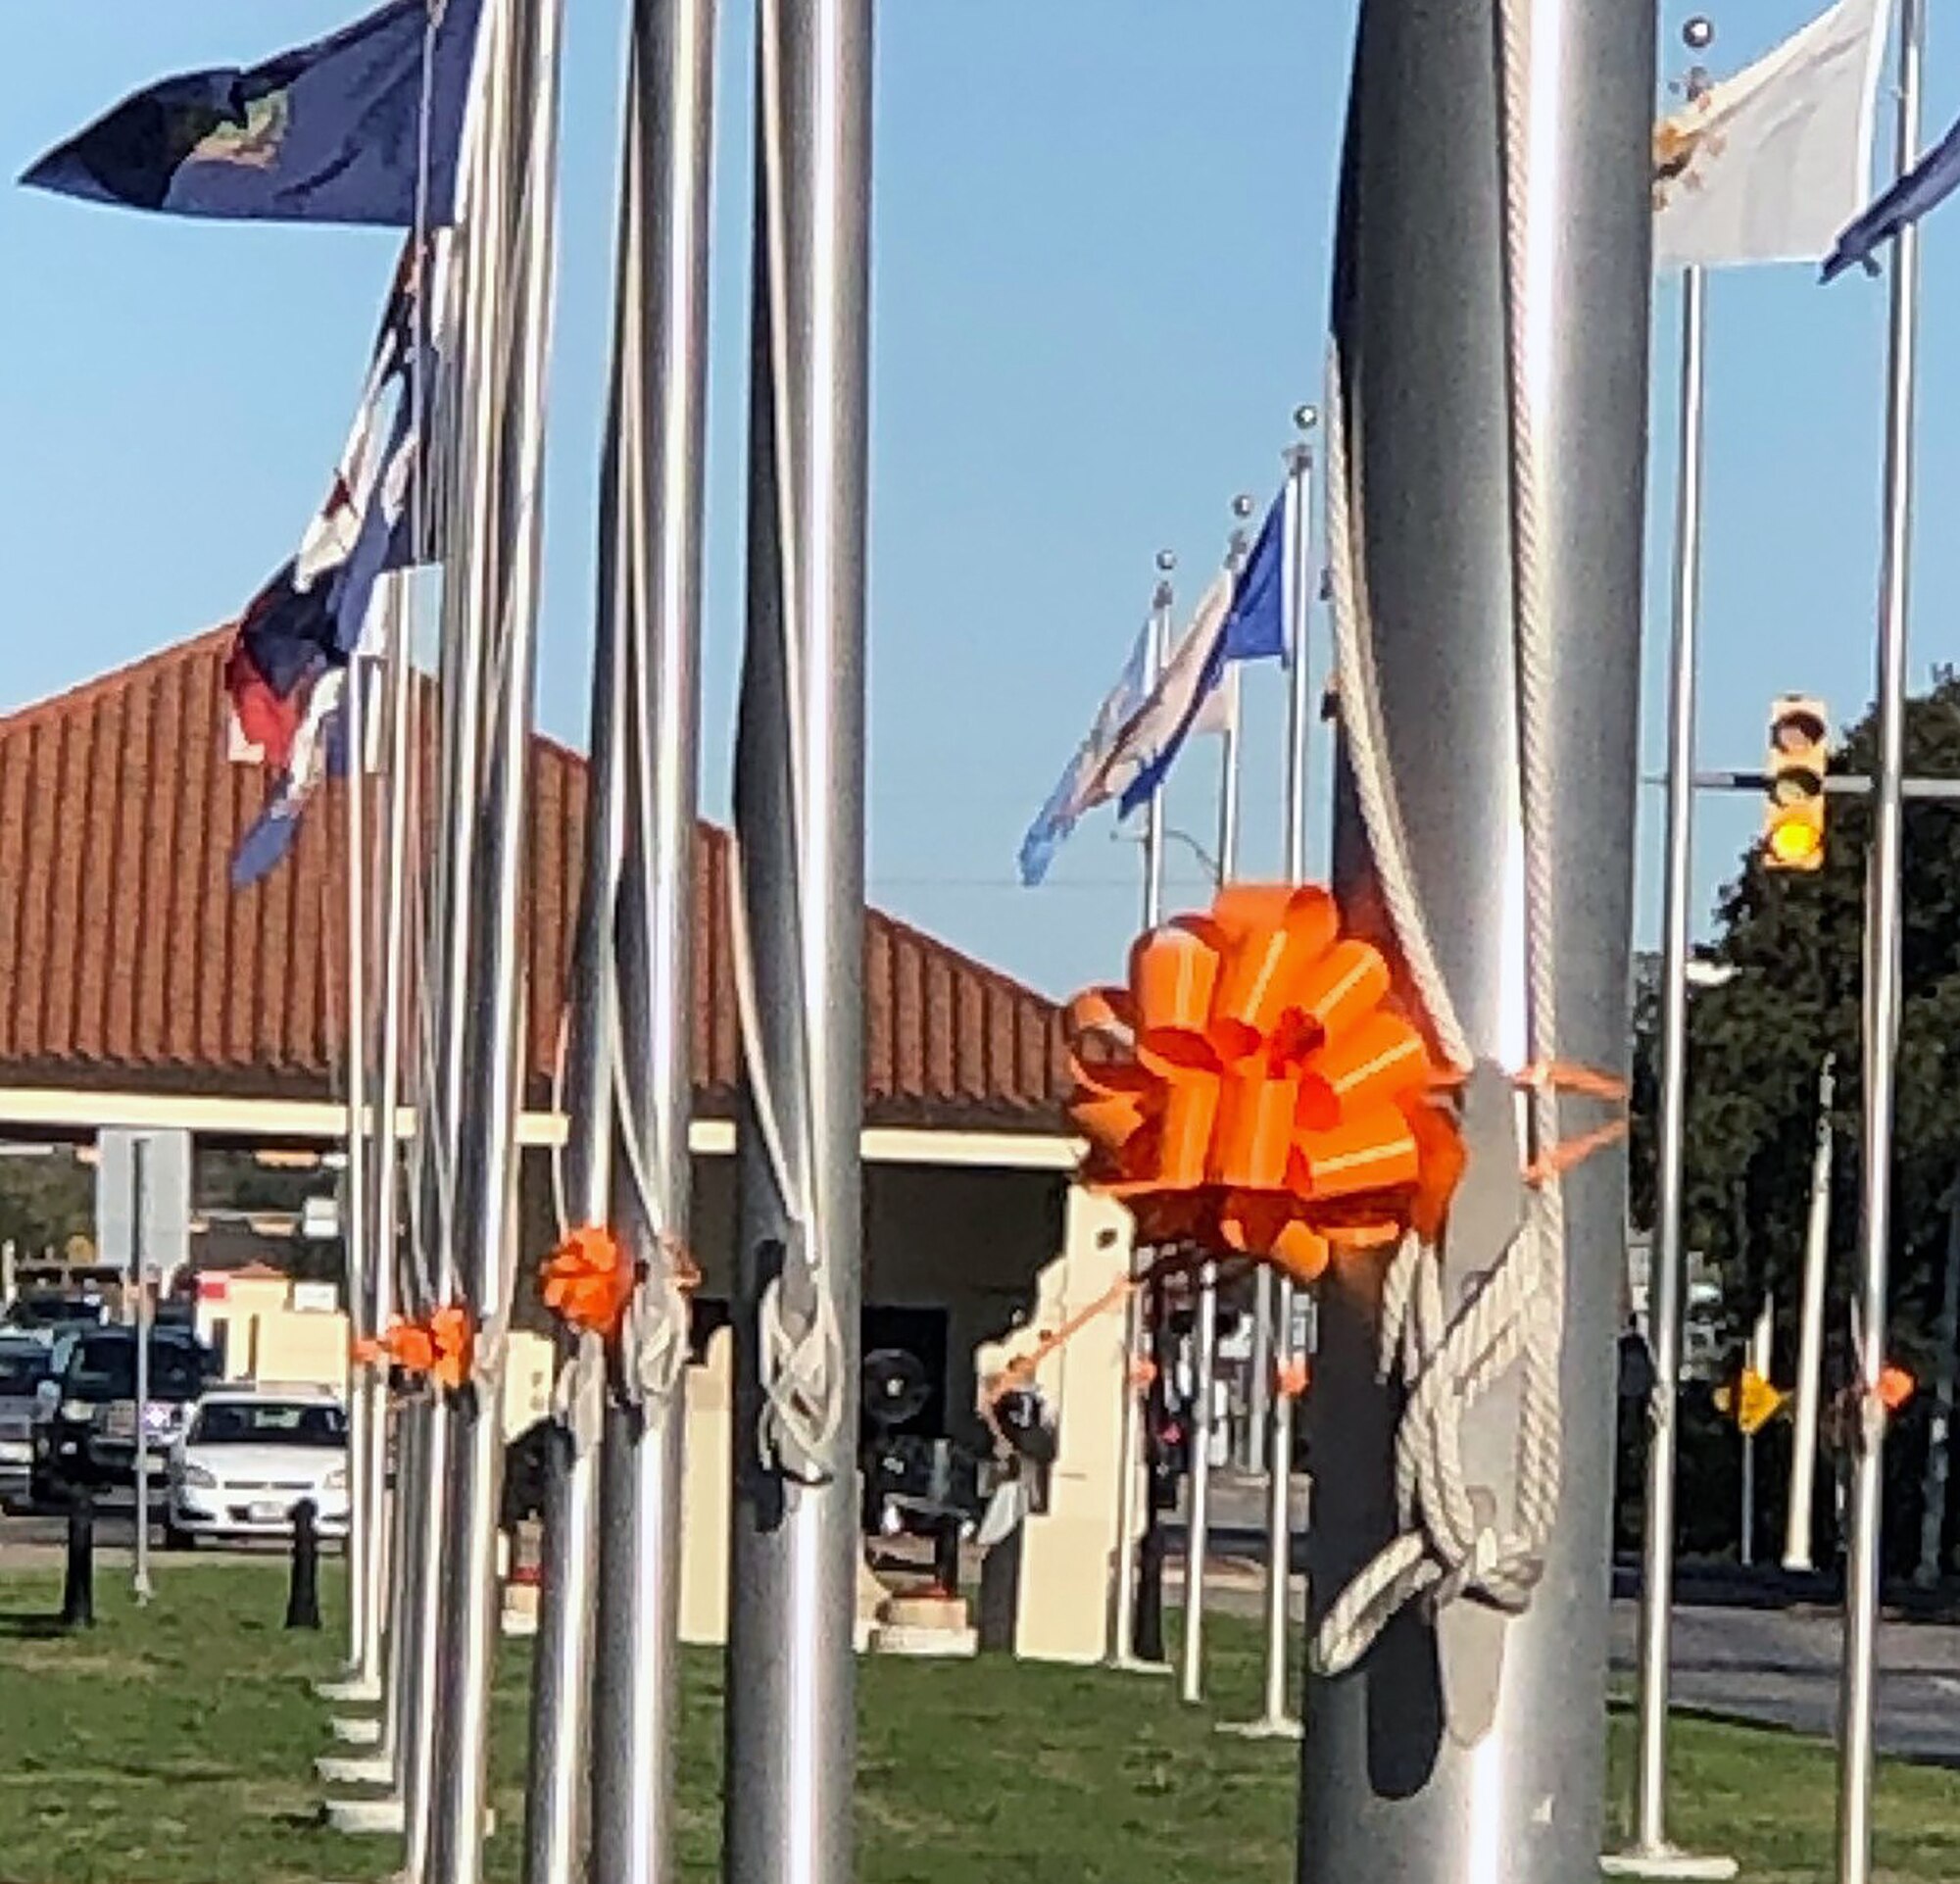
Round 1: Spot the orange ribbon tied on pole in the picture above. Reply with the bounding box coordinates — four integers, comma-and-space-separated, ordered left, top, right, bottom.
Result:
427, 1305, 474, 1393
1065, 883, 1462, 1283
541, 1225, 637, 1343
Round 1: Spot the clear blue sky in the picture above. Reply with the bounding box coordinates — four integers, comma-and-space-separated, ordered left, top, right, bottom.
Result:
0, 1, 1954, 1002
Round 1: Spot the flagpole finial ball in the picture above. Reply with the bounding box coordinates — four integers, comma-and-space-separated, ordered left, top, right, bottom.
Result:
1682, 17, 1713, 51
1155, 550, 1176, 574
1294, 404, 1319, 433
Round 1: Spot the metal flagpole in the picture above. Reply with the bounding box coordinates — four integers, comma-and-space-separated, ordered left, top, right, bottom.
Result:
344, 651, 377, 1691
1609, 30, 1732, 1873
1109, 557, 1174, 1671
1914, 1184, 1960, 1588
428, 0, 564, 1874
518, 185, 630, 1884
1840, 0, 1923, 1871
1183, 501, 1254, 1705
1740, 1295, 1773, 1567
588, 4, 714, 1882
132, 1137, 152, 1608
723, 4, 871, 1881
1223, 406, 1317, 1744
1784, 1056, 1836, 1571
1301, 0, 1650, 1877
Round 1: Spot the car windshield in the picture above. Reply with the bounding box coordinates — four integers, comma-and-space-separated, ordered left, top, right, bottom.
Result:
189, 1402, 346, 1447
66, 1336, 206, 1403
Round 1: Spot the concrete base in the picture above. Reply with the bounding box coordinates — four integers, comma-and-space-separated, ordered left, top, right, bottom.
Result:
323, 1793, 405, 1837
317, 1752, 394, 1788
1600, 1849, 1740, 1880
314, 1672, 383, 1705
1216, 1714, 1303, 1742
1103, 1654, 1174, 1677
500, 1607, 538, 1639
329, 1715, 383, 1746
871, 1621, 979, 1658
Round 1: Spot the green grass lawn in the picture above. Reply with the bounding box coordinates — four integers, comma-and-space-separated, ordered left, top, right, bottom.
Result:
3, 1563, 1960, 1882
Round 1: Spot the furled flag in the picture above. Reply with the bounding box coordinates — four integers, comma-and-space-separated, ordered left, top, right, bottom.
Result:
1651, 0, 1886, 271
1111, 488, 1291, 819
1822, 111, 1960, 281
1017, 625, 1152, 887
21, 0, 484, 229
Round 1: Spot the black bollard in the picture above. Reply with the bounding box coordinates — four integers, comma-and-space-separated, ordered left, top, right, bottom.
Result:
60, 1489, 95, 1630
285, 1497, 321, 1631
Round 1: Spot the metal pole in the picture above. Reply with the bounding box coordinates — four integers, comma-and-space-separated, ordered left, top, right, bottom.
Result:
1612, 27, 1731, 1863
1785, 1057, 1836, 1572
723, 4, 871, 1880
1839, 0, 1923, 1872
343, 648, 375, 1687
587, 5, 713, 1882
1224, 408, 1317, 1745
1915, 1186, 1960, 1588
1107, 563, 1173, 1671
132, 1136, 152, 1608
519, 187, 631, 1884
1740, 1296, 1773, 1568
1179, 1259, 1218, 1702
428, 0, 563, 1874
1303, 0, 1651, 1874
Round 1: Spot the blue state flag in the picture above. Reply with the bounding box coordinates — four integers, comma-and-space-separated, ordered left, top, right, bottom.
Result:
21, 0, 484, 229
1822, 111, 1960, 282
1018, 626, 1152, 887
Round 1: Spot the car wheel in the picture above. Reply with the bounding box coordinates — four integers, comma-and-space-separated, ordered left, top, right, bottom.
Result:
162, 1519, 195, 1553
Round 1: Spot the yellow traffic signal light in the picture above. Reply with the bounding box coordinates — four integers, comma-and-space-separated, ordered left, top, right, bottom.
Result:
1763, 694, 1829, 872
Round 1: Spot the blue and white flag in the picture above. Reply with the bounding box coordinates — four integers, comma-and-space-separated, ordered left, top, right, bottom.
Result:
1016, 625, 1152, 887
1112, 487, 1292, 819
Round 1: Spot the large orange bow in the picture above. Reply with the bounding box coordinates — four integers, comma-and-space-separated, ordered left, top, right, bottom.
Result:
355, 1309, 472, 1390
541, 1225, 637, 1342
1065, 883, 1463, 1282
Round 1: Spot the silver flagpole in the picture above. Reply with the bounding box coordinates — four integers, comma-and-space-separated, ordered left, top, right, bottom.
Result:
519, 157, 631, 1884
724, 2, 872, 1879
1300, 0, 1651, 1874
1182, 501, 1254, 1706
589, 3, 714, 1881
1784, 1056, 1836, 1571
132, 1139, 152, 1607
1109, 559, 1174, 1671
1740, 1293, 1773, 1567
1223, 407, 1317, 1744
428, 0, 564, 1873
1611, 31, 1731, 1867
1841, 0, 1924, 1868
344, 651, 377, 1692
1915, 1184, 1960, 1588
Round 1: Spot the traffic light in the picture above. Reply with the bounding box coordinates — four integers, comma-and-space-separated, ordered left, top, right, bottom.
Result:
1763, 694, 1829, 872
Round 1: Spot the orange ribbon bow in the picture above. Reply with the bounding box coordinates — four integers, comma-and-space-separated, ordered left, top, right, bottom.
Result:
357, 1310, 470, 1389
1065, 883, 1463, 1283
541, 1225, 637, 1343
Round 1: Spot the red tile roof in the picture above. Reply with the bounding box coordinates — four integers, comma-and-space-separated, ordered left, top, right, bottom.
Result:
0, 630, 1068, 1133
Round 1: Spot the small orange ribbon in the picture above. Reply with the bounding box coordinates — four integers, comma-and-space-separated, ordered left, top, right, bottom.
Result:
359, 1316, 439, 1378
428, 1305, 473, 1392
1276, 1359, 1311, 1400
541, 1225, 637, 1342
1880, 1364, 1915, 1413
1065, 883, 1463, 1282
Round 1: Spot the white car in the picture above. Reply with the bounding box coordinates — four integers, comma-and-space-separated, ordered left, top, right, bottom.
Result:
165, 1387, 350, 1548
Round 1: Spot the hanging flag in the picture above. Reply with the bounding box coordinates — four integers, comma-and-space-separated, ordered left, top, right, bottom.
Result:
231, 669, 348, 888
1110, 487, 1292, 819
1017, 625, 1152, 887
1651, 0, 1886, 271
1822, 112, 1960, 281
20, 0, 484, 229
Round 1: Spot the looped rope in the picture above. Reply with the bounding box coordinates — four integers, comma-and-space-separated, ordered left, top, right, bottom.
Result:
757, 1246, 847, 1483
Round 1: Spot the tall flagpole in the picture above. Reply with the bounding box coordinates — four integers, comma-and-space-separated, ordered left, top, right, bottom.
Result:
723, 5, 872, 1881
1182, 499, 1254, 1708
1611, 31, 1732, 1875
1299, 0, 1651, 1876
1223, 406, 1317, 1745
589, 4, 715, 1882
519, 176, 632, 1884
428, 0, 564, 1877
1784, 1056, 1836, 1570
343, 650, 376, 1693
1839, 0, 1924, 1870
1109, 556, 1174, 1671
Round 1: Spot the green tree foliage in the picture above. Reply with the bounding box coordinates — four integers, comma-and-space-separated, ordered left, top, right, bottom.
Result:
0, 1147, 93, 1260
1631, 672, 1960, 1568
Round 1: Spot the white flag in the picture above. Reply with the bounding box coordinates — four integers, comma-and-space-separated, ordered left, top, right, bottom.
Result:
1652, 0, 1886, 271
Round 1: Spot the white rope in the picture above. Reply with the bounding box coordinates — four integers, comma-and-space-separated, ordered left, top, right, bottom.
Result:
1308, 0, 1571, 1678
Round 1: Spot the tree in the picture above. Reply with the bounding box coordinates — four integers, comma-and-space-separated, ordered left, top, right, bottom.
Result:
1631, 671, 1960, 1567
0, 1147, 93, 1262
